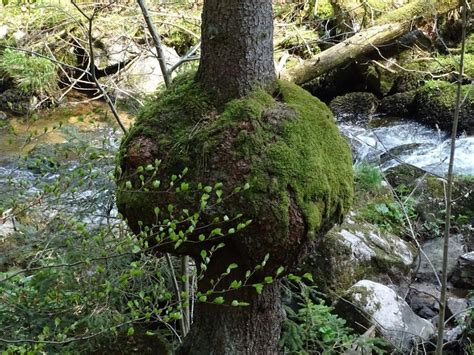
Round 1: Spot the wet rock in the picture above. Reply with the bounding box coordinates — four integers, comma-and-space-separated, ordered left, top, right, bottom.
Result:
335, 280, 435, 352
304, 213, 415, 297
379, 91, 416, 116
450, 252, 474, 288
380, 143, 424, 165
329, 92, 379, 122
416, 235, 466, 282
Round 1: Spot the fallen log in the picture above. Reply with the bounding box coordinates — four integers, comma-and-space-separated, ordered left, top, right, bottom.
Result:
282, 0, 461, 85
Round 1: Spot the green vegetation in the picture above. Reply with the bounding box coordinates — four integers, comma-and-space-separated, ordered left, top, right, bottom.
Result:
0, 48, 58, 96
354, 164, 382, 192
280, 283, 386, 354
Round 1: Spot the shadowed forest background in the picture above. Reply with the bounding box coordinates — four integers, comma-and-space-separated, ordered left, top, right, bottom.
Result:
0, 0, 472, 354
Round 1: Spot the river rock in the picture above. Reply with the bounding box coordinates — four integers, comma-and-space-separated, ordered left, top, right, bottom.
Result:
414, 176, 474, 226
329, 92, 379, 122
336, 280, 435, 352
379, 91, 416, 116
450, 252, 474, 288
304, 213, 415, 297
414, 81, 474, 135
416, 234, 466, 283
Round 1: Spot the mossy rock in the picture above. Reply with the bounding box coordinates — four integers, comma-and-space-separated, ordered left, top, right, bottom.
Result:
116, 74, 353, 270
388, 72, 423, 94
379, 91, 416, 117
302, 213, 416, 300
415, 175, 474, 224
414, 80, 474, 135
329, 92, 379, 122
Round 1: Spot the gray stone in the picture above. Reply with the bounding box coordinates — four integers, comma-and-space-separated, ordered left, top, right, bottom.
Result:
450, 251, 474, 288
416, 235, 466, 283
336, 280, 436, 352
304, 213, 415, 298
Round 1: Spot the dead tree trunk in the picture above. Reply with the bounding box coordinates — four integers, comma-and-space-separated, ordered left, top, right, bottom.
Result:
283, 0, 461, 85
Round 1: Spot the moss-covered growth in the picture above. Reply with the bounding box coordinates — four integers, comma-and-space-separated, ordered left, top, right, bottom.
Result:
414, 80, 474, 134
117, 73, 353, 269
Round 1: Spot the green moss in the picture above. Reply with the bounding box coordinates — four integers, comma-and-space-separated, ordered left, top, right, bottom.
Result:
376, 0, 435, 24
117, 74, 353, 259
466, 33, 474, 54
417, 80, 473, 108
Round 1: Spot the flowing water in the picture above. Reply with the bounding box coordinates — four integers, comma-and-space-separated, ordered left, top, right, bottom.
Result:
339, 118, 474, 176
1, 109, 473, 209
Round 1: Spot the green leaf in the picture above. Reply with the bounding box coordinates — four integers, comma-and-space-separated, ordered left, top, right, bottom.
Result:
198, 295, 207, 302
132, 245, 141, 254
200, 250, 207, 260
231, 300, 239, 307
243, 182, 250, 190
253, 283, 264, 294
230, 280, 242, 289
153, 180, 161, 188
276, 266, 285, 276
302, 272, 314, 282
213, 296, 224, 304
125, 181, 132, 189
264, 276, 273, 284
127, 327, 135, 336
203, 186, 212, 193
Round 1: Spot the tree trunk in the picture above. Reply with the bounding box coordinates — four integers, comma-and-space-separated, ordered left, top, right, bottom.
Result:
283, 0, 461, 85
178, 283, 282, 355
196, 0, 276, 104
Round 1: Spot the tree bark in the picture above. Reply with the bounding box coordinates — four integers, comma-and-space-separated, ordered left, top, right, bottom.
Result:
283, 0, 460, 85
178, 282, 282, 355
196, 0, 276, 104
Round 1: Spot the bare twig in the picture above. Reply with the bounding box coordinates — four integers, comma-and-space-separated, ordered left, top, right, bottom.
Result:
435, 1, 468, 353
137, 0, 171, 88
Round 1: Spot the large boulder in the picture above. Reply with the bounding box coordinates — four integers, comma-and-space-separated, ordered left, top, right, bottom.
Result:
414, 81, 474, 135
379, 91, 416, 117
335, 280, 436, 352
416, 234, 466, 283
304, 213, 416, 297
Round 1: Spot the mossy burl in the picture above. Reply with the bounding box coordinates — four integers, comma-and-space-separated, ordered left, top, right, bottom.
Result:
116, 73, 353, 265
